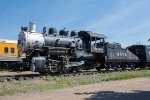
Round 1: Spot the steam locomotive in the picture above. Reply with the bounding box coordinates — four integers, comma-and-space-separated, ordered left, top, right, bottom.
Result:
17, 22, 149, 74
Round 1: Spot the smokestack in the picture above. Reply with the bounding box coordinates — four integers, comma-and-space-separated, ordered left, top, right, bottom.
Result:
29, 22, 36, 33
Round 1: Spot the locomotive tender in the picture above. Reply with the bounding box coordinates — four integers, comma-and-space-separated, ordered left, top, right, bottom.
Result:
18, 22, 139, 74
127, 45, 150, 68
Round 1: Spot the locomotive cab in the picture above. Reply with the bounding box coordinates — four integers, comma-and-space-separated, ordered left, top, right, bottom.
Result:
78, 31, 106, 53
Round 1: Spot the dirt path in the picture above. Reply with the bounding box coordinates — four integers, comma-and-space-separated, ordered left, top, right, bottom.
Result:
0, 77, 150, 100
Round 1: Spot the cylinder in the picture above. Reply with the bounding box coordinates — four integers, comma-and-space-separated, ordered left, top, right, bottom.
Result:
29, 22, 36, 33
30, 57, 46, 72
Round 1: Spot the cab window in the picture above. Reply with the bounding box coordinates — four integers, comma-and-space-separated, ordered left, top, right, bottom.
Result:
11, 48, 15, 53
4, 47, 8, 53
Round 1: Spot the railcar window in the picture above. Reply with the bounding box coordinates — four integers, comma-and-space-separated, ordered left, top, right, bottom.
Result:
4, 47, 8, 53
11, 48, 15, 53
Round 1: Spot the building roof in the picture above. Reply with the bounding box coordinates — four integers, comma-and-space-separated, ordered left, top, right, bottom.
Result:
0, 39, 17, 44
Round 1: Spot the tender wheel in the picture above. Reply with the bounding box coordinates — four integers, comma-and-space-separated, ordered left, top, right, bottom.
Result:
113, 64, 119, 71
121, 64, 127, 71
105, 67, 109, 72
114, 67, 118, 71
131, 64, 136, 70
105, 64, 110, 72
114, 66, 118, 71
131, 67, 135, 70
121, 66, 126, 71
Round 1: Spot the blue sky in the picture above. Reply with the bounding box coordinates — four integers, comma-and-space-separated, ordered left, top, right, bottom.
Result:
0, 0, 150, 47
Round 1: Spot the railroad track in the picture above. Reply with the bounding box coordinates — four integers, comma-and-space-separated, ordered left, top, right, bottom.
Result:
61, 68, 141, 77
0, 68, 145, 82
0, 73, 44, 82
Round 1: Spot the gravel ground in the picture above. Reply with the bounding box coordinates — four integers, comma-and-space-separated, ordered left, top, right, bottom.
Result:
0, 77, 150, 100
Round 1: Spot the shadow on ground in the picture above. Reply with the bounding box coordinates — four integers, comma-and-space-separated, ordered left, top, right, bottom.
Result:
75, 90, 150, 100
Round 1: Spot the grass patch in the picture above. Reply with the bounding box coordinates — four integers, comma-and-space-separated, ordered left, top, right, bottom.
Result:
0, 69, 11, 72
0, 70, 150, 96
0, 78, 76, 96
101, 70, 150, 82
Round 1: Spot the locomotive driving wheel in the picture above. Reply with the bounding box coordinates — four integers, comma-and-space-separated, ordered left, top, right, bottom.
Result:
95, 62, 101, 71
62, 66, 72, 74
75, 66, 82, 72
60, 56, 72, 74
69, 67, 74, 73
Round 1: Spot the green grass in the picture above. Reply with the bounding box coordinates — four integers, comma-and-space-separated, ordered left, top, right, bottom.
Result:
101, 70, 150, 82
0, 70, 150, 96
0, 78, 76, 96
0, 69, 11, 72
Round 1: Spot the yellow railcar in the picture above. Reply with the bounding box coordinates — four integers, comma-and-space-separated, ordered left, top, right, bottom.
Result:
0, 39, 21, 69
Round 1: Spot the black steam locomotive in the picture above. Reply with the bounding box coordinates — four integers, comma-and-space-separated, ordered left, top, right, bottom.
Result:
17, 22, 149, 74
